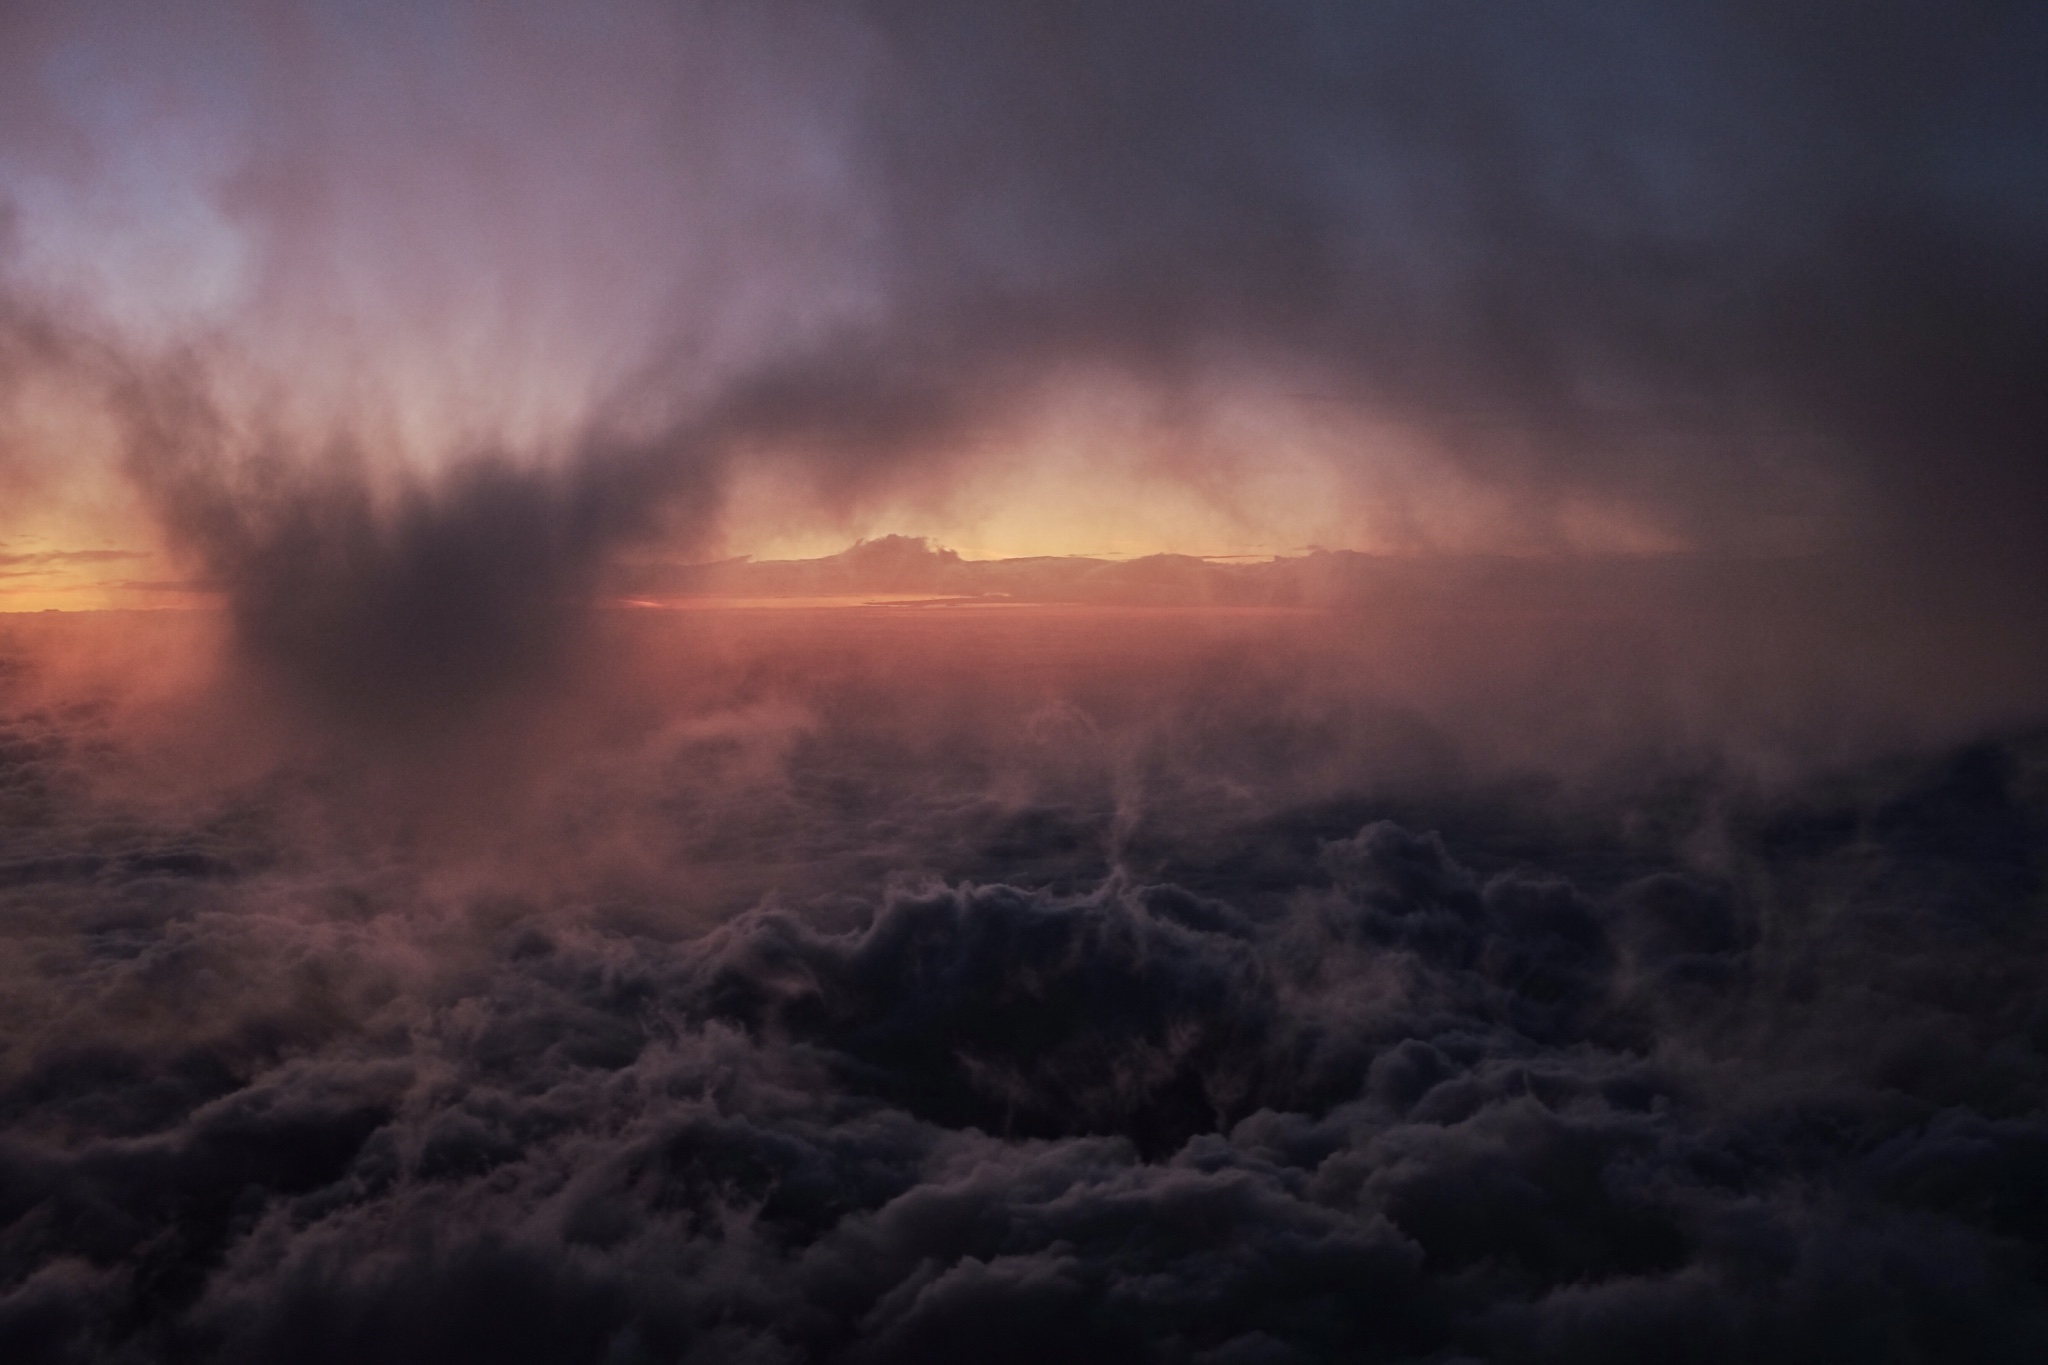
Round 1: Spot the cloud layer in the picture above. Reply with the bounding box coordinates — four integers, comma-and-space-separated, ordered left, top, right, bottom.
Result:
2, 5, 2046, 1360
2, 610, 2045, 1362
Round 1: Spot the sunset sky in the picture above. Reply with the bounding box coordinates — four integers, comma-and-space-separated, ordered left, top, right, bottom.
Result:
2, 5, 2046, 1363
3, 1, 2039, 614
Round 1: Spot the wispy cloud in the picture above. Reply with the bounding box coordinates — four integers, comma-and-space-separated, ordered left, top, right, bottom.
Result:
0, 549, 146, 566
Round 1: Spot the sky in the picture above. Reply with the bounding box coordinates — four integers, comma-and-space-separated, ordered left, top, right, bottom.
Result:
1, 3, 2042, 597
1, 4, 2047, 1362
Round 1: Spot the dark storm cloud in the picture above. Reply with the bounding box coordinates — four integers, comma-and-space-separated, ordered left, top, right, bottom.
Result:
4, 1, 2039, 712
835, 0, 2048, 561
107, 342, 1014, 720
115, 381, 705, 720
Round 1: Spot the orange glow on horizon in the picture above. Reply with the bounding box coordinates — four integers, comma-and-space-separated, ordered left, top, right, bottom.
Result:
0, 368, 1702, 618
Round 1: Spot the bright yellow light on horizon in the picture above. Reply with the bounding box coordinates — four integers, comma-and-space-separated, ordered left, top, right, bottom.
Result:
714, 376, 1409, 563
709, 375, 1689, 565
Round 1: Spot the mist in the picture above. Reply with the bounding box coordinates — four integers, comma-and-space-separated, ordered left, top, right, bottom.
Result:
3, 3, 2047, 1362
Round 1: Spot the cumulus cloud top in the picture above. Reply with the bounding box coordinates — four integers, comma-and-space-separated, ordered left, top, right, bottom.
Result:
2, 613, 2045, 1363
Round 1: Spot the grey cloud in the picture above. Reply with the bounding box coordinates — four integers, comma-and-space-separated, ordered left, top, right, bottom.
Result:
2, 5, 2047, 1360
2, 636, 2044, 1361
0, 2, 2038, 716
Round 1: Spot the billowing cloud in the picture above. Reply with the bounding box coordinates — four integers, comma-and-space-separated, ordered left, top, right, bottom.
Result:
0, 1, 2042, 712
2, 630, 2044, 1362
1, 5, 2046, 1360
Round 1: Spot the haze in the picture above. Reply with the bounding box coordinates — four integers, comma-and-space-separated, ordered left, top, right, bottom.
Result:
2, 5, 2045, 1363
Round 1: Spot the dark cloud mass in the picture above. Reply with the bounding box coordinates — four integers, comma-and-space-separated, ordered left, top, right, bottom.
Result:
1, 608, 2046, 1363
2, 2, 2048, 1362
2, 0, 2042, 703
